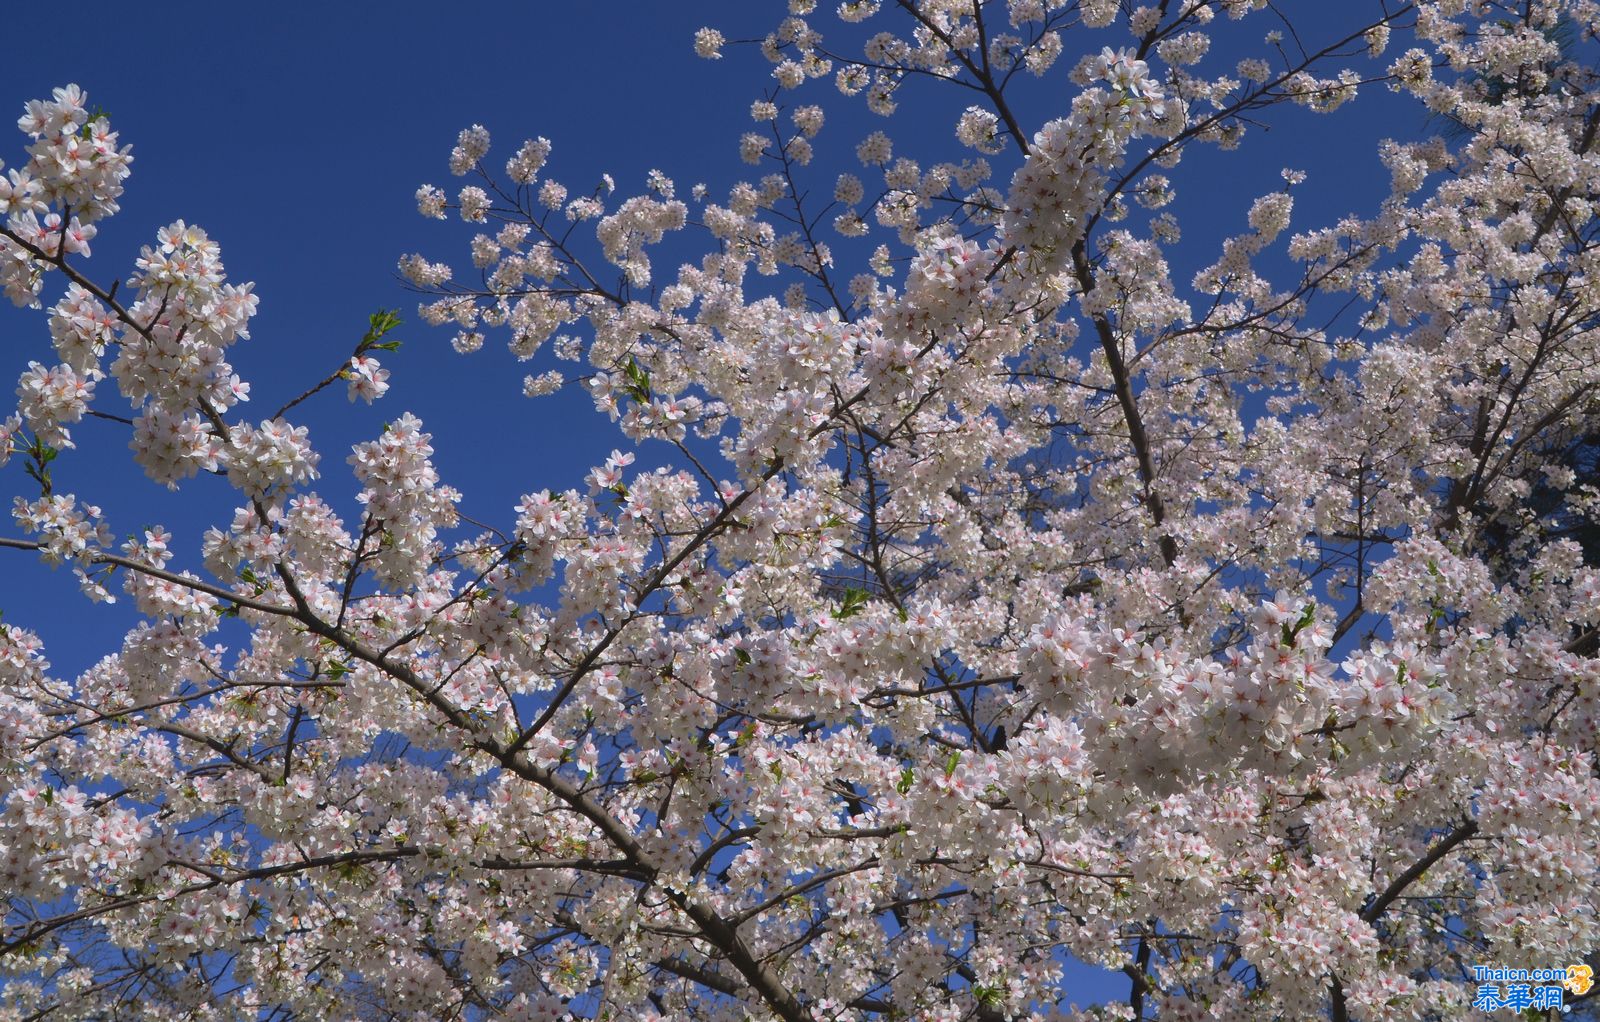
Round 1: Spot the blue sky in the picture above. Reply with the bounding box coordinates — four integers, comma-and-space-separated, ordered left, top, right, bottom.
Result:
0, 0, 1414, 672
0, 2, 1430, 1012
0, 1, 768, 665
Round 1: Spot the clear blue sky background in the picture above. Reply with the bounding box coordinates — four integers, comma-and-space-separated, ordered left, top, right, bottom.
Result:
0, 1, 1422, 1011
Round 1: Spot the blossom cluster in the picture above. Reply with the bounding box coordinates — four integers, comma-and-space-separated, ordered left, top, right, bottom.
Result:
3, 1, 1600, 1020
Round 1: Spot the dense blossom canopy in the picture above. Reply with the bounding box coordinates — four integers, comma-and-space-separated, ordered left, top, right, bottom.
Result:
2, 2, 1599, 1020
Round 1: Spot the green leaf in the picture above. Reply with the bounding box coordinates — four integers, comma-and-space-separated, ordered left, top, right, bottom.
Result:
943, 750, 961, 777
734, 647, 752, 666
363, 309, 403, 346
622, 357, 652, 403
22, 437, 59, 496
1295, 602, 1315, 631
896, 767, 914, 794
1282, 601, 1316, 647
833, 587, 870, 620
79, 105, 112, 140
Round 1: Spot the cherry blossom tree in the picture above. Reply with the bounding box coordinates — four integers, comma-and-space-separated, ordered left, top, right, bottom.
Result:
3, 1, 1599, 1020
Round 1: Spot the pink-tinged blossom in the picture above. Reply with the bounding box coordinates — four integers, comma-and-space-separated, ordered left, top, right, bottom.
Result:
3, 5, 1600, 1017
225, 418, 319, 496
345, 354, 390, 403
15, 361, 92, 447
